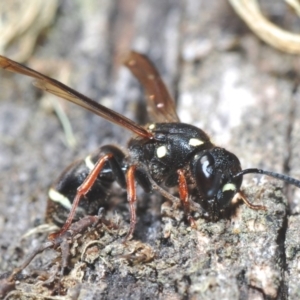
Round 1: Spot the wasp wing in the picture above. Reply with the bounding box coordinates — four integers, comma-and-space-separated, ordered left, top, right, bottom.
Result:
0, 55, 152, 139
123, 51, 180, 123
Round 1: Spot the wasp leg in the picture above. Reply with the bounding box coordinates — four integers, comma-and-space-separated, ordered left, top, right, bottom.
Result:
177, 169, 197, 228
100, 145, 127, 188
234, 190, 267, 211
49, 153, 114, 240
123, 165, 137, 242
46, 145, 127, 226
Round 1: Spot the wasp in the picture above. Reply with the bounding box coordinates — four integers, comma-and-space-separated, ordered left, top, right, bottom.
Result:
1, 51, 300, 241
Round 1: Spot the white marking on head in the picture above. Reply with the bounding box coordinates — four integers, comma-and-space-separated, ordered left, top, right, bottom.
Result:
156, 145, 167, 158
189, 138, 204, 147
222, 183, 236, 193
148, 123, 156, 130
85, 155, 95, 170
48, 188, 72, 209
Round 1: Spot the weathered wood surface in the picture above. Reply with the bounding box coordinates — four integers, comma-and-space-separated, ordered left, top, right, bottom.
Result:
0, 1, 300, 299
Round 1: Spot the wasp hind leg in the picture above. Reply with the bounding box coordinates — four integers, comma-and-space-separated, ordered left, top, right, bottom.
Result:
48, 145, 127, 240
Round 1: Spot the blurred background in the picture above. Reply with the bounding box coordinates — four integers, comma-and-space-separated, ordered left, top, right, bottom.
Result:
0, 0, 300, 298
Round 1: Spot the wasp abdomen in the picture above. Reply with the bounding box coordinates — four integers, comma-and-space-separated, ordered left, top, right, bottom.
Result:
46, 145, 126, 226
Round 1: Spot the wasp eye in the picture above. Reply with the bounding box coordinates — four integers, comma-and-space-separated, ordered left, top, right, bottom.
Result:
200, 155, 213, 178
194, 154, 221, 198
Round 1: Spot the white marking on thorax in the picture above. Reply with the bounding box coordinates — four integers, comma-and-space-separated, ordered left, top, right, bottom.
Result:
148, 123, 156, 130
189, 138, 204, 147
85, 155, 95, 170
48, 188, 72, 209
156, 145, 167, 158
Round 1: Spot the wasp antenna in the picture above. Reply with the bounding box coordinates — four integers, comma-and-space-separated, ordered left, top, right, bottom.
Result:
234, 168, 300, 188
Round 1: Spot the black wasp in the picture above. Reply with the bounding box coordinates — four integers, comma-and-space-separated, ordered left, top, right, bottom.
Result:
1, 51, 300, 241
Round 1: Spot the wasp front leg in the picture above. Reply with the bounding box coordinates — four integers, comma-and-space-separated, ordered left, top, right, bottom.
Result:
177, 169, 197, 228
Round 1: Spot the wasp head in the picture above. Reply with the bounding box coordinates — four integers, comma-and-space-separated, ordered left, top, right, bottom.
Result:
191, 147, 243, 214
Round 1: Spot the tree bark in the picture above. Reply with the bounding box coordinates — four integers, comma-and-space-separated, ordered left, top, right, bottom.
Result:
1, 1, 300, 299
